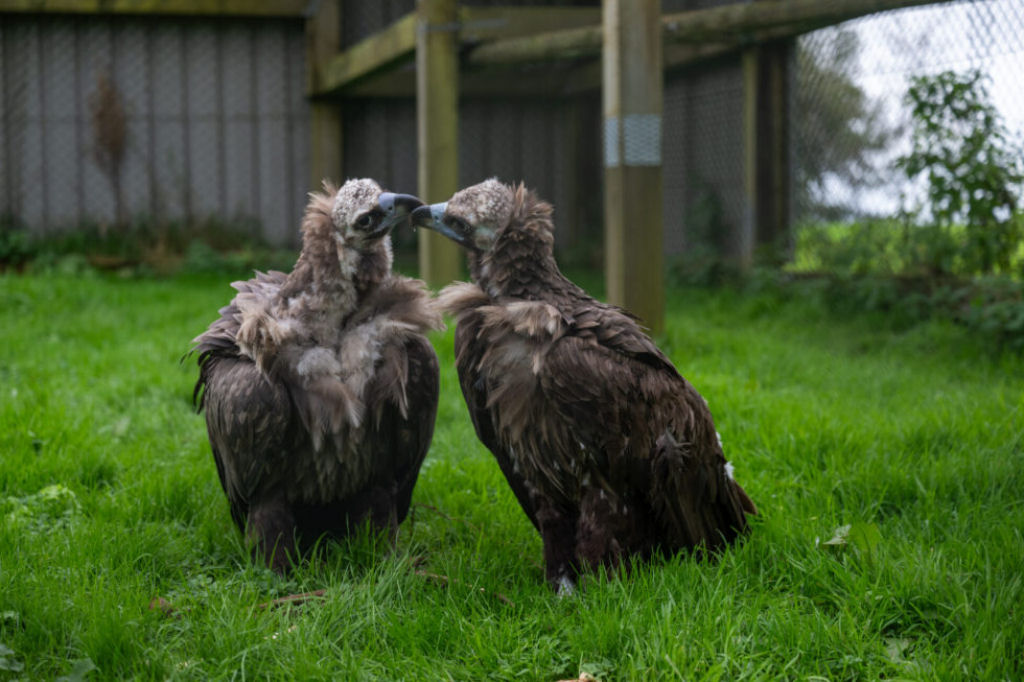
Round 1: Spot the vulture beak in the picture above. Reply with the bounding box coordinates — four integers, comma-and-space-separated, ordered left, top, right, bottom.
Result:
377, 193, 424, 234
411, 202, 474, 249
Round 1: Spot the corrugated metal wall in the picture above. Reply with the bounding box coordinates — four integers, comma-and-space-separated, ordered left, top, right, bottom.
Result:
341, 95, 601, 255
1, 1, 748, 260
1, 14, 309, 246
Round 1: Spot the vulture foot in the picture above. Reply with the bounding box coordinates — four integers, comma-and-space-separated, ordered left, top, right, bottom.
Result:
246, 497, 298, 574
535, 499, 580, 593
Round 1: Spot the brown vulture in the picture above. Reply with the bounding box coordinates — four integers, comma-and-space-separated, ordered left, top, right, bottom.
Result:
192, 179, 443, 572
411, 179, 756, 593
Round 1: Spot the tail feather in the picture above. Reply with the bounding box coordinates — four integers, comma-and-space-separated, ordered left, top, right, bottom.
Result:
649, 431, 752, 552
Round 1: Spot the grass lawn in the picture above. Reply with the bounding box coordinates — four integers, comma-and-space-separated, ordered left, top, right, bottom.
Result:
1, 270, 1021, 680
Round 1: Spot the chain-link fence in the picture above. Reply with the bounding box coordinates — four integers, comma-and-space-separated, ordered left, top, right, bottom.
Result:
3, 1, 1022, 267
794, 0, 1024, 230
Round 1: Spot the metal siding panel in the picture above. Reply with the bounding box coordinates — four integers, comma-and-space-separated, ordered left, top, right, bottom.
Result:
41, 18, 78, 227
150, 24, 186, 220
1, 22, 10, 216
690, 62, 744, 257
185, 23, 220, 218
222, 23, 255, 219
520, 104, 550, 203
384, 99, 416, 253
112, 20, 151, 220
78, 19, 115, 225
286, 25, 307, 245
489, 101, 521, 186
21, 21, 47, 231
458, 100, 486, 189
255, 27, 289, 243
551, 102, 569, 250
342, 101, 388, 186
662, 76, 688, 256
340, 102, 367, 179
288, 110, 308, 246
384, 100, 416, 195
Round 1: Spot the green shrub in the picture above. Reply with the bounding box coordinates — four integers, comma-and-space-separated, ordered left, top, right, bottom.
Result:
897, 69, 1024, 276
0, 216, 35, 271
4, 214, 297, 277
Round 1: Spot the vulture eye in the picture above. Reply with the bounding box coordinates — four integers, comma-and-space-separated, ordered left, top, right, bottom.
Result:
446, 216, 471, 234
355, 211, 378, 230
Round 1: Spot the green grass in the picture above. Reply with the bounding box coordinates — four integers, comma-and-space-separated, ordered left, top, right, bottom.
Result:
1, 271, 1022, 681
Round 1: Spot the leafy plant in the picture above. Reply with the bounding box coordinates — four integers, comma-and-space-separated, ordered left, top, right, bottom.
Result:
2, 484, 82, 531
896, 69, 1024, 275
0, 215, 35, 271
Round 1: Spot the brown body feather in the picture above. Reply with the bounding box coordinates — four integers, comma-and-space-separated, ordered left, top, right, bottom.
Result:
192, 182, 443, 571
435, 183, 755, 591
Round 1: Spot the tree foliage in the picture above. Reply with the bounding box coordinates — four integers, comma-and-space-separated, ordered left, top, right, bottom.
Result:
896, 69, 1024, 275
795, 28, 893, 220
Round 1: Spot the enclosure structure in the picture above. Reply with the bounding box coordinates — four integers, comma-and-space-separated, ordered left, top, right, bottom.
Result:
5, 0, 1020, 328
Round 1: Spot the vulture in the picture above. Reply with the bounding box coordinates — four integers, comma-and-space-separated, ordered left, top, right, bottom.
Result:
412, 179, 756, 593
192, 179, 443, 572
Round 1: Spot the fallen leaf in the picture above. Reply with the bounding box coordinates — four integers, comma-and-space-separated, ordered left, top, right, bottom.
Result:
822, 524, 851, 547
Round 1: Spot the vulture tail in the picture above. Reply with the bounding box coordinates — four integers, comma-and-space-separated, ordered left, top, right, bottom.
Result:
649, 432, 752, 553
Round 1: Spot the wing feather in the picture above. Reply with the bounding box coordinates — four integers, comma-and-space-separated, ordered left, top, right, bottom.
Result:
453, 309, 541, 531
200, 354, 294, 531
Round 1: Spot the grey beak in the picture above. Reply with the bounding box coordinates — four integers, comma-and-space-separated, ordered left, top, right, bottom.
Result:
410, 202, 446, 229
410, 202, 473, 248
378, 192, 424, 232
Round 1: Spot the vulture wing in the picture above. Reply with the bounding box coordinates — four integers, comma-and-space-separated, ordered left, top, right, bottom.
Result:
363, 334, 440, 527
454, 311, 541, 531
192, 270, 293, 532
198, 354, 294, 532
541, 304, 751, 551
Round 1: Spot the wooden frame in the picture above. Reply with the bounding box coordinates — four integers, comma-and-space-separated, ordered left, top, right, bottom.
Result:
0, 0, 306, 16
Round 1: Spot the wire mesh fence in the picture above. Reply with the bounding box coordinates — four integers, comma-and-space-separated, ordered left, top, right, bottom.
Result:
793, 0, 1024, 236
2, 1, 1022, 271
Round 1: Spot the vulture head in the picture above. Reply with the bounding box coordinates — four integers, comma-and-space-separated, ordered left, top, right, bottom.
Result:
331, 178, 423, 250
411, 178, 557, 294
410, 178, 524, 254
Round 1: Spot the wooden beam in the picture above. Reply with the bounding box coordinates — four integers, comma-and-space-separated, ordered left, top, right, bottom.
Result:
313, 6, 603, 97
469, 23, 601, 65
457, 6, 600, 43
318, 12, 417, 96
741, 33, 792, 269
661, 0, 952, 44
0, 0, 306, 16
307, 0, 342, 192
603, 0, 664, 335
341, 60, 601, 98
417, 0, 461, 288
469, 0, 952, 66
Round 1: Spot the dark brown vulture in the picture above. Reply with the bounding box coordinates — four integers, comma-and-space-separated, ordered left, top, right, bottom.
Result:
412, 179, 756, 593
192, 179, 442, 572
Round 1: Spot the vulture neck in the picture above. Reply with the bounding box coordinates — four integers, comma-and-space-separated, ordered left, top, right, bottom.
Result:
471, 193, 579, 302
279, 194, 392, 331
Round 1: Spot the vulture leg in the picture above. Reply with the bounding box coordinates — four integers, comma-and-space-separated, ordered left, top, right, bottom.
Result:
533, 495, 579, 594
362, 483, 402, 547
246, 493, 297, 573
575, 488, 655, 576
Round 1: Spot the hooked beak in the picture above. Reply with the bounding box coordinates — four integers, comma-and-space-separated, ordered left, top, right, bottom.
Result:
376, 192, 424, 234
410, 201, 473, 248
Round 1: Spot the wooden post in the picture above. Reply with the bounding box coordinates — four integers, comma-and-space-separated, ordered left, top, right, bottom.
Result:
416, 0, 461, 287
743, 36, 791, 267
603, 0, 664, 334
306, 0, 342, 192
